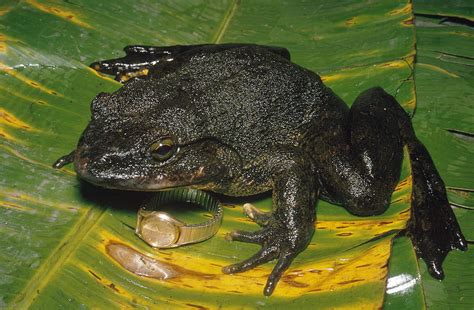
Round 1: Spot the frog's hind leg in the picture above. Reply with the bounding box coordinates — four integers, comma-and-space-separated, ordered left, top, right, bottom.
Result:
90, 44, 290, 83
313, 87, 405, 216
334, 87, 468, 279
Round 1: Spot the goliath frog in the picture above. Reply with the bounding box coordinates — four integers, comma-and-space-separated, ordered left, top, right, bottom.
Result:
54, 44, 467, 296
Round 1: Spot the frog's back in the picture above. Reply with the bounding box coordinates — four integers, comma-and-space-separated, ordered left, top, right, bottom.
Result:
153, 46, 347, 155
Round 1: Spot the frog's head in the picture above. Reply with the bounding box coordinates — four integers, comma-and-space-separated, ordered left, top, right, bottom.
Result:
73, 82, 241, 192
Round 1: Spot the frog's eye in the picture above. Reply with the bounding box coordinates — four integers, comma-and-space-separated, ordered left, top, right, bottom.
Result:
149, 137, 177, 162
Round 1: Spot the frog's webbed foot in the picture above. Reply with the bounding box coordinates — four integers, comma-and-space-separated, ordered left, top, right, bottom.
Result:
406, 141, 468, 279
408, 185, 468, 279
223, 214, 313, 296
52, 150, 75, 169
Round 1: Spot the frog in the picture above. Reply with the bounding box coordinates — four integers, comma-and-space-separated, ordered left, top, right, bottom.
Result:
53, 44, 467, 296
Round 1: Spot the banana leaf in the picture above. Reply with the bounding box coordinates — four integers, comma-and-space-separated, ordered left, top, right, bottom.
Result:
0, 0, 472, 308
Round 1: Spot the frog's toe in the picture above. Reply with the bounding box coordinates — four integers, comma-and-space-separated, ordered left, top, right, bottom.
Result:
222, 246, 278, 274
89, 60, 116, 75
224, 221, 311, 295
409, 201, 468, 280
243, 203, 272, 227
222, 240, 300, 296
427, 258, 445, 280
412, 231, 457, 281
225, 229, 267, 244
264, 252, 296, 296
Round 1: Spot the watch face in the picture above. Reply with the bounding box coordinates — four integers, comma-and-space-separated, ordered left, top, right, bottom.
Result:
139, 214, 179, 248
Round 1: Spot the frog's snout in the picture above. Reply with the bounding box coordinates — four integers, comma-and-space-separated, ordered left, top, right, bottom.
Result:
73, 145, 122, 188
71, 143, 156, 190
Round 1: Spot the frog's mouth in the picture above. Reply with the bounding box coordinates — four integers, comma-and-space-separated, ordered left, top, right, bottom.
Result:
73, 147, 212, 192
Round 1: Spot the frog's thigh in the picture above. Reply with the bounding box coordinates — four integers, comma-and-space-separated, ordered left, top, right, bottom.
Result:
323, 88, 404, 216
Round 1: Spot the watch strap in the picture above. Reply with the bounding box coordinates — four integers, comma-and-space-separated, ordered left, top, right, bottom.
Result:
141, 188, 223, 247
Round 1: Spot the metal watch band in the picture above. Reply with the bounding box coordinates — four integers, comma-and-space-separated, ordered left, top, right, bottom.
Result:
138, 188, 223, 247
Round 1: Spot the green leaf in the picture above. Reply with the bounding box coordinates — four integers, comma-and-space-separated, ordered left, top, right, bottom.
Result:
413, 0, 474, 21
0, 0, 471, 309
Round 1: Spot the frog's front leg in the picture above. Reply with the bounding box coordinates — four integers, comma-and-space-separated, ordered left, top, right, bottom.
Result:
223, 148, 317, 296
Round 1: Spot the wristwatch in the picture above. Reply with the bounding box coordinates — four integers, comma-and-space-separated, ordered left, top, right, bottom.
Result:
136, 188, 223, 248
